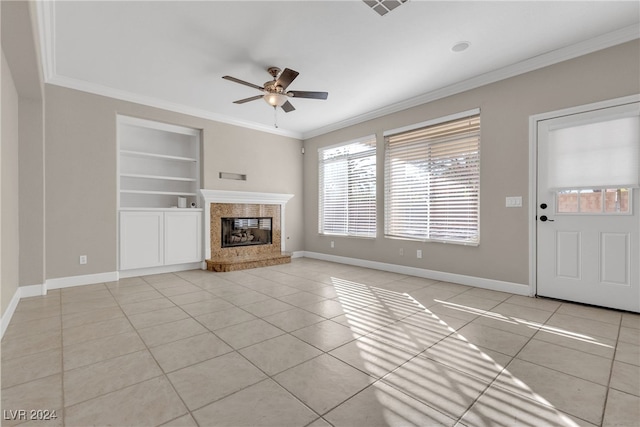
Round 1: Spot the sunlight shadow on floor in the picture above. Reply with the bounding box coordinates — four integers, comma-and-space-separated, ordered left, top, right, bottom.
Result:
328, 276, 601, 426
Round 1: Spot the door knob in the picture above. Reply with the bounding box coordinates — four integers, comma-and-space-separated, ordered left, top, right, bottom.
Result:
539, 215, 554, 222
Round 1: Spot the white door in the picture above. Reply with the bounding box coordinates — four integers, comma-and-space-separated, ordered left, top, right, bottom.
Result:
120, 211, 164, 270
537, 102, 640, 312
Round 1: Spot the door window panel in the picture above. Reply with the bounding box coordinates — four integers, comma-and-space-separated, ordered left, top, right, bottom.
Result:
557, 188, 630, 214
557, 190, 579, 213
605, 188, 630, 213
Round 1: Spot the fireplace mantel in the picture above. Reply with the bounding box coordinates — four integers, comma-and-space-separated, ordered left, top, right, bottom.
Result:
199, 190, 294, 262
200, 189, 294, 205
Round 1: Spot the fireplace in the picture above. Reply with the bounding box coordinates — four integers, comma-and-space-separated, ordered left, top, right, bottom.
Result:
221, 217, 272, 248
199, 190, 294, 272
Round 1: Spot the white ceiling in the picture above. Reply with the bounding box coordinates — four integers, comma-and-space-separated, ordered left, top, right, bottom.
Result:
40, 1, 639, 139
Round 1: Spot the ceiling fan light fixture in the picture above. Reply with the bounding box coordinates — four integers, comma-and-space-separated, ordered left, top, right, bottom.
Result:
264, 92, 288, 107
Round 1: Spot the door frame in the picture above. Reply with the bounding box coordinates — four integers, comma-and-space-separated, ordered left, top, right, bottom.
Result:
527, 94, 640, 298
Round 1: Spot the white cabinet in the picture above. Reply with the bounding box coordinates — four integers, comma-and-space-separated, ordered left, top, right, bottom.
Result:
164, 211, 202, 265
117, 116, 203, 273
119, 210, 202, 271
119, 211, 164, 270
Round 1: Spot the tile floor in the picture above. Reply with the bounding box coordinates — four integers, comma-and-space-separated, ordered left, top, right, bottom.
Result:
1, 258, 639, 427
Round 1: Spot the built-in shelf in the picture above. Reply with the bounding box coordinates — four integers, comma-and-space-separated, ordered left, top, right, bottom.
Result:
119, 207, 203, 212
118, 116, 201, 209
120, 173, 197, 182
121, 190, 199, 196
120, 150, 197, 163
118, 116, 204, 273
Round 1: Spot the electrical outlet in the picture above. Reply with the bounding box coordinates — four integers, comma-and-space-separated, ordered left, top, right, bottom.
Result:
79, 255, 87, 265
399, 248, 404, 256
330, 241, 335, 248
416, 249, 422, 259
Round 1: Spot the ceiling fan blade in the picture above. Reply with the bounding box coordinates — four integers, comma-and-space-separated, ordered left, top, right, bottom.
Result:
281, 101, 295, 113
275, 68, 299, 90
288, 91, 328, 100
222, 75, 264, 91
233, 95, 264, 104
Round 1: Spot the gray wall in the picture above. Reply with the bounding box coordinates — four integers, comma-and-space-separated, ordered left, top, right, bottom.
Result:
1, 49, 19, 314
3, 0, 638, 297
45, 85, 303, 280
18, 98, 44, 287
303, 40, 640, 286
2, 0, 46, 304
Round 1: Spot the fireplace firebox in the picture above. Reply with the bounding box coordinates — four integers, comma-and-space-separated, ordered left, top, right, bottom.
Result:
221, 217, 272, 248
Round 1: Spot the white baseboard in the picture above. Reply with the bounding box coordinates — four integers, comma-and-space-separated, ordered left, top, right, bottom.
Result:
45, 271, 119, 291
301, 251, 531, 296
118, 262, 202, 279
20, 283, 47, 297
1, 288, 22, 338
1, 283, 45, 339
1, 254, 530, 340
1, 262, 202, 339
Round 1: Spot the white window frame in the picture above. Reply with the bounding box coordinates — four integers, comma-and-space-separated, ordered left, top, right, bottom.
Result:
318, 135, 377, 238
384, 109, 480, 245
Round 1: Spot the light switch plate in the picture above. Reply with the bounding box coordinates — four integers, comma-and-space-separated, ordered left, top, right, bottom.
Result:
506, 196, 522, 208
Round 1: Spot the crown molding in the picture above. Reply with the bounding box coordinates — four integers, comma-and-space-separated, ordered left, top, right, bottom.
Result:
302, 24, 640, 139
47, 75, 303, 139
35, 2, 638, 141
34, 3, 302, 139
35, 0, 55, 82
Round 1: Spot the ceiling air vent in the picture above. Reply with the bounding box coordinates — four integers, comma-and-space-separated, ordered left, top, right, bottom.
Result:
363, 0, 408, 16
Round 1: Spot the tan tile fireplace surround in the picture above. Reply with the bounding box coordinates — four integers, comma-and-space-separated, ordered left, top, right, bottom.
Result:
199, 190, 294, 272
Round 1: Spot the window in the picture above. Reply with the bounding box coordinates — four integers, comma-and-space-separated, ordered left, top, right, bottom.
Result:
557, 188, 631, 214
384, 111, 480, 245
318, 136, 377, 237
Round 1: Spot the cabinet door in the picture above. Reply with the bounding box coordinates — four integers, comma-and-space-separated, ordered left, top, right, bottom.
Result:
164, 211, 202, 265
120, 211, 164, 270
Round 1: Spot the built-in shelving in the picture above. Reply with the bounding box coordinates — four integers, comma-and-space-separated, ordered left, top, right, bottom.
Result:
117, 116, 201, 209
117, 116, 204, 273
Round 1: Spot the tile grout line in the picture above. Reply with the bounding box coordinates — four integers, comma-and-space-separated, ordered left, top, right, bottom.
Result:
175, 267, 428, 422
599, 312, 625, 427
58, 289, 66, 427
170, 294, 324, 422
454, 300, 605, 427
104, 276, 197, 426
141, 271, 327, 424
57, 283, 170, 411
449, 296, 542, 426
6, 261, 635, 427
180, 270, 326, 419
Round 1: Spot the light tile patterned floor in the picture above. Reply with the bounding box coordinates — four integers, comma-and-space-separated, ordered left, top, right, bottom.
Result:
2, 258, 639, 427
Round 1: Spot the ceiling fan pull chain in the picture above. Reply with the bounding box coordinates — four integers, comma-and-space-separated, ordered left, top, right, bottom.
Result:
273, 106, 278, 128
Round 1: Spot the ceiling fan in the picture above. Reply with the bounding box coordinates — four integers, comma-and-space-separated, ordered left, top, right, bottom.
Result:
222, 67, 328, 113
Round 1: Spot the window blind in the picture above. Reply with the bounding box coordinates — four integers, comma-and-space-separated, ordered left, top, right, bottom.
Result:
384, 113, 480, 245
548, 115, 640, 190
319, 136, 376, 237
